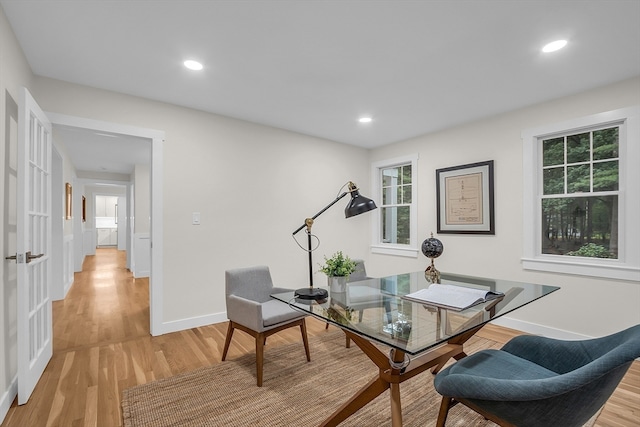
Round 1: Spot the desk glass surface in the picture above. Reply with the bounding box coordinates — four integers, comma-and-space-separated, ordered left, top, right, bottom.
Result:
272, 272, 559, 355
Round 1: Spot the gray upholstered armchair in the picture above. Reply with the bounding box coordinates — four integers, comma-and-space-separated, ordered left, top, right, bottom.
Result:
343, 259, 392, 324
328, 260, 394, 347
222, 266, 310, 386
349, 259, 371, 282
433, 324, 640, 427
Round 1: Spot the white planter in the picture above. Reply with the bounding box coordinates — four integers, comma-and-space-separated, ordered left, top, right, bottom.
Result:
328, 276, 348, 293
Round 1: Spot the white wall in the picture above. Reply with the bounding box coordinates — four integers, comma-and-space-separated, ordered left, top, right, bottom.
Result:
133, 163, 150, 234
30, 76, 373, 327
51, 128, 82, 280
369, 76, 640, 339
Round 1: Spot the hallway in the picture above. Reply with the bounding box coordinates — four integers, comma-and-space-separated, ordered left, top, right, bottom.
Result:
54, 249, 150, 353
2, 248, 152, 426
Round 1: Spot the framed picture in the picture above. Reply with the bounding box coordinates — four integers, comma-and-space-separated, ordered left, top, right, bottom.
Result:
436, 160, 494, 234
65, 183, 72, 220
82, 196, 86, 222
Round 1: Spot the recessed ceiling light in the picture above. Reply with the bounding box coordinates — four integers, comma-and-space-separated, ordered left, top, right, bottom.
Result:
542, 40, 568, 53
184, 60, 203, 71
359, 117, 372, 123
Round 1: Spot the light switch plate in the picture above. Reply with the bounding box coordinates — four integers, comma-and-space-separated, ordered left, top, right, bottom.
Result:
192, 212, 201, 225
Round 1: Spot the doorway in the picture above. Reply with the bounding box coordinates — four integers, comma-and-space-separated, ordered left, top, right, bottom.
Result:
95, 195, 120, 248
46, 112, 165, 336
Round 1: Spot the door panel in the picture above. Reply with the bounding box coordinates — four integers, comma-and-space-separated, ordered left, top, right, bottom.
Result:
17, 87, 52, 405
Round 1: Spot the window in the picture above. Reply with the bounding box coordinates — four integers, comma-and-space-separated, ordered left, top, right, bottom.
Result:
522, 107, 639, 280
541, 127, 619, 258
371, 154, 418, 257
382, 164, 412, 244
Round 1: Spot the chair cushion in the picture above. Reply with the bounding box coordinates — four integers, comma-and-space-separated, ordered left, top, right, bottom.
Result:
435, 349, 558, 399
261, 300, 305, 328
446, 349, 558, 380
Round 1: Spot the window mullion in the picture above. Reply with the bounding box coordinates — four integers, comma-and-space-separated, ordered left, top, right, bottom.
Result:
563, 136, 568, 195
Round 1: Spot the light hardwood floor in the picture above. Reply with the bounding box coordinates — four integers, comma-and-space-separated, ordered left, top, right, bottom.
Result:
2, 248, 638, 426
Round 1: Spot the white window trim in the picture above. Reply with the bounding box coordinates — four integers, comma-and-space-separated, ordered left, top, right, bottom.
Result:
370, 154, 419, 257
521, 106, 640, 281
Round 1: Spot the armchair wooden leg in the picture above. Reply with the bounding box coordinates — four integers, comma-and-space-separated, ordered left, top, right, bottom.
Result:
300, 319, 311, 361
327, 321, 352, 348
436, 397, 453, 427
222, 321, 235, 361
256, 332, 265, 387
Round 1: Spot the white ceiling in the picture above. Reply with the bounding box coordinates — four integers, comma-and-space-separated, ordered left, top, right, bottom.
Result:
53, 125, 150, 175
2, 0, 639, 171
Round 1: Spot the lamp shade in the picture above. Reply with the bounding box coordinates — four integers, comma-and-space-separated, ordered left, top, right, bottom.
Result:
344, 189, 377, 218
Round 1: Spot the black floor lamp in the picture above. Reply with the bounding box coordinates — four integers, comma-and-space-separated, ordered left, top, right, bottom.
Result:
292, 181, 377, 300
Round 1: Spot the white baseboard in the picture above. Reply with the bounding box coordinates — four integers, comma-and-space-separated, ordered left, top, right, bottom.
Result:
63, 276, 73, 298
491, 316, 593, 340
133, 270, 150, 279
159, 311, 228, 335
0, 375, 17, 425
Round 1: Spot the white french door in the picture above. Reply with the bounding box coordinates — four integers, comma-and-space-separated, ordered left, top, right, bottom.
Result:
16, 87, 53, 404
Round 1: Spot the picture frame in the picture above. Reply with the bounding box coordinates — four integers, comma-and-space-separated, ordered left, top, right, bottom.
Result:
436, 160, 494, 234
65, 183, 72, 220
82, 196, 86, 222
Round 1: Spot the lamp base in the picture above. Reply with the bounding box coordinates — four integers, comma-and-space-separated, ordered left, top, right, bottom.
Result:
294, 287, 329, 300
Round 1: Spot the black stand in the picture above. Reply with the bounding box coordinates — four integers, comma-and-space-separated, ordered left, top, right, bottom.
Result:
294, 286, 329, 300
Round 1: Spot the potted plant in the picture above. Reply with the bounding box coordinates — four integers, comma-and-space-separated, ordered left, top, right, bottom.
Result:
319, 251, 357, 293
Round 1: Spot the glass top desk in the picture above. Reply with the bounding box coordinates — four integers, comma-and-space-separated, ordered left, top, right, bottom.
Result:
272, 271, 559, 427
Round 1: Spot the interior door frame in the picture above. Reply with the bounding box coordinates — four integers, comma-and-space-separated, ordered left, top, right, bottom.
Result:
45, 112, 165, 336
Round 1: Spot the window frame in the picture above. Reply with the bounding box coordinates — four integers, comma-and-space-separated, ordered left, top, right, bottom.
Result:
521, 106, 639, 281
371, 154, 419, 257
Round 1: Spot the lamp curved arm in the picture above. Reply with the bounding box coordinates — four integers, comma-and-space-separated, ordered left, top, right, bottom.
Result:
291, 181, 376, 293
292, 190, 350, 235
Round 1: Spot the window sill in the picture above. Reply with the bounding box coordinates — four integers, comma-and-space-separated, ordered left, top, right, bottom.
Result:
522, 256, 640, 282
371, 245, 419, 258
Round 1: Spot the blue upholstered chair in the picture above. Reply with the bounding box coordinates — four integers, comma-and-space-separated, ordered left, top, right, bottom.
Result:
222, 266, 310, 387
434, 324, 640, 427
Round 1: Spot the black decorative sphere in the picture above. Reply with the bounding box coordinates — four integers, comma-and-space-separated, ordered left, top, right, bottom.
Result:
421, 235, 444, 259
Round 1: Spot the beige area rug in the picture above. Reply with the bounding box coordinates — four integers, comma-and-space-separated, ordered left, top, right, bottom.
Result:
122, 330, 601, 427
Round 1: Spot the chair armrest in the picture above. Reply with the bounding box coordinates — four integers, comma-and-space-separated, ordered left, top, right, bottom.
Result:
227, 294, 262, 331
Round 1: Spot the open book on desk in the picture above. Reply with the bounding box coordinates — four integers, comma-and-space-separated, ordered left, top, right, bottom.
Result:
401, 283, 504, 311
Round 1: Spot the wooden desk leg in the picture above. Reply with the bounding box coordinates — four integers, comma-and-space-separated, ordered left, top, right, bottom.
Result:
389, 349, 406, 427
431, 324, 484, 373
390, 383, 402, 427
320, 331, 464, 427
319, 377, 389, 427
